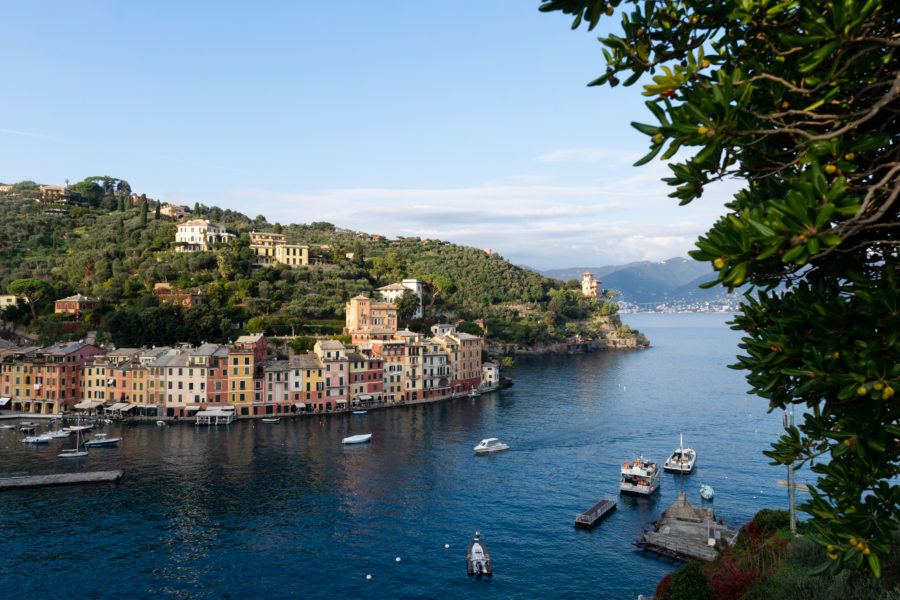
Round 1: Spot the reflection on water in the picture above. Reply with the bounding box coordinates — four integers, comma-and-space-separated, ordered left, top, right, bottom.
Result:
0, 314, 790, 599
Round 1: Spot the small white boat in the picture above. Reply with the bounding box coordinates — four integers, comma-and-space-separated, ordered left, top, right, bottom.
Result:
468, 388, 481, 398
473, 438, 509, 454
466, 532, 492, 577
83, 433, 121, 447
21, 434, 52, 444
46, 429, 72, 439
700, 484, 715, 500
0, 424, 16, 430
342, 433, 372, 444
62, 425, 92, 433
59, 429, 88, 458
156, 420, 165, 427
261, 417, 280, 423
19, 425, 36, 434
664, 432, 697, 474
352, 410, 367, 415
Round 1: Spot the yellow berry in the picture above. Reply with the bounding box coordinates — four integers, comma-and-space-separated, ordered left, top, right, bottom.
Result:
698, 126, 709, 135
825, 164, 837, 174
850, 537, 857, 545
713, 258, 725, 270
652, 133, 664, 144
873, 382, 883, 391
864, 547, 871, 555
605, 6, 614, 15
833, 352, 840, 359
844, 153, 855, 161
844, 439, 852, 446
701, 59, 710, 68
857, 386, 868, 396
883, 387, 894, 399
827, 545, 835, 552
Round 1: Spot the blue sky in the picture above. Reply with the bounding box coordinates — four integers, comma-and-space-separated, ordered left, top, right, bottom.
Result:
1, 1, 739, 270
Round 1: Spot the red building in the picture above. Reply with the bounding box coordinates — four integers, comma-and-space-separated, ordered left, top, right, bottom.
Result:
54, 294, 100, 318
34, 342, 105, 412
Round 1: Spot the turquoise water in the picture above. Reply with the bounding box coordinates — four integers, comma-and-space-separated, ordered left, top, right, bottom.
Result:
0, 314, 793, 599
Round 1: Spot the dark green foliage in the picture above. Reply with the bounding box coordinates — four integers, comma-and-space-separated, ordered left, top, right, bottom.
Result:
456, 321, 484, 337
395, 289, 420, 320
542, 0, 899, 575
669, 561, 712, 600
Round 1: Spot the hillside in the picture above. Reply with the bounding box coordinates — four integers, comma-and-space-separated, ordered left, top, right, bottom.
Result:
0, 180, 647, 349
541, 257, 734, 308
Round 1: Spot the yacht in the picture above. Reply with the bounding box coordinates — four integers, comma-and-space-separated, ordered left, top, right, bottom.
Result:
663, 432, 697, 474
83, 433, 122, 447
620, 455, 661, 496
473, 438, 509, 454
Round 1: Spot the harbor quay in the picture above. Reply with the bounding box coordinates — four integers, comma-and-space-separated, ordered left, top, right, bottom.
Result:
1, 315, 502, 423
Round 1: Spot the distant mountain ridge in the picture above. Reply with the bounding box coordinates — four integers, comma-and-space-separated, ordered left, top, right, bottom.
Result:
539, 257, 732, 306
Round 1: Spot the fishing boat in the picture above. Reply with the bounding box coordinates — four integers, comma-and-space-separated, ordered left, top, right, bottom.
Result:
466, 532, 492, 577
473, 438, 509, 454
261, 417, 280, 423
663, 432, 697, 474
620, 455, 661, 496
83, 433, 121, 447
59, 429, 88, 458
700, 484, 715, 500
341, 433, 372, 444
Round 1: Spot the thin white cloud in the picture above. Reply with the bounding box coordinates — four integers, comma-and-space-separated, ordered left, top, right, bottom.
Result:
227, 179, 740, 270
0, 128, 64, 142
537, 147, 642, 165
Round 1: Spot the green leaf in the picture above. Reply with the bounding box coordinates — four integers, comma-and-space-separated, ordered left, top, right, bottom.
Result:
868, 552, 881, 578
633, 144, 663, 167
747, 218, 776, 237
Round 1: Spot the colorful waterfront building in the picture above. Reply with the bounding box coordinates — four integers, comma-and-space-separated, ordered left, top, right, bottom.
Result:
314, 340, 349, 411
291, 352, 326, 410
260, 359, 292, 416
33, 342, 105, 413
347, 351, 383, 405
227, 343, 256, 416
192, 343, 229, 406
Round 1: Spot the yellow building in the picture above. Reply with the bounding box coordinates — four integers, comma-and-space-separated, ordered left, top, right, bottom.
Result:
249, 232, 308, 268
228, 346, 255, 415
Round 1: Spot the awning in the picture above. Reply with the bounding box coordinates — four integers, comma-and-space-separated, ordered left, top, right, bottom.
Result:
293, 402, 307, 409
74, 400, 103, 409
186, 406, 201, 412
336, 399, 348, 405
106, 402, 129, 411
120, 404, 137, 412
358, 394, 373, 401
0, 397, 10, 406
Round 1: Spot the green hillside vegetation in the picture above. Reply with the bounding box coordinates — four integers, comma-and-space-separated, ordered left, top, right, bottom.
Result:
0, 181, 642, 349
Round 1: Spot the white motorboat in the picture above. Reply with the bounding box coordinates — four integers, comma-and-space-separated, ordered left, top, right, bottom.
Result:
46, 429, 72, 439
83, 433, 121, 447
473, 438, 509, 453
341, 433, 372, 444
62, 424, 92, 433
261, 417, 280, 423
0, 424, 16, 430
663, 432, 697, 474
620, 455, 661, 496
21, 434, 52, 444
468, 388, 481, 398
466, 532, 492, 577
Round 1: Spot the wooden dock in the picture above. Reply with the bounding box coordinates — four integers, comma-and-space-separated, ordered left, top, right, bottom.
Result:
574, 496, 617, 529
0, 470, 125, 490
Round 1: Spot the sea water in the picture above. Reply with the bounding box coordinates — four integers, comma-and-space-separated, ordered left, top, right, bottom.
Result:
0, 313, 794, 599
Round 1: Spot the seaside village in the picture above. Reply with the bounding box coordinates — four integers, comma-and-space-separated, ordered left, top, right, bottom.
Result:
0, 214, 502, 423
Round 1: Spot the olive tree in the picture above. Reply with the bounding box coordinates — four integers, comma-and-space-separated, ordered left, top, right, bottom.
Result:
541, 0, 899, 577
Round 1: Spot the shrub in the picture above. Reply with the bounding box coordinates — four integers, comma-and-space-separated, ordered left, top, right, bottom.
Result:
669, 561, 712, 600
752, 508, 790, 536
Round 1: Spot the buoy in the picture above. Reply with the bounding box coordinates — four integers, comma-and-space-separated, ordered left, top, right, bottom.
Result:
395, 556, 401, 562
444, 544, 449, 549
366, 574, 372, 580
